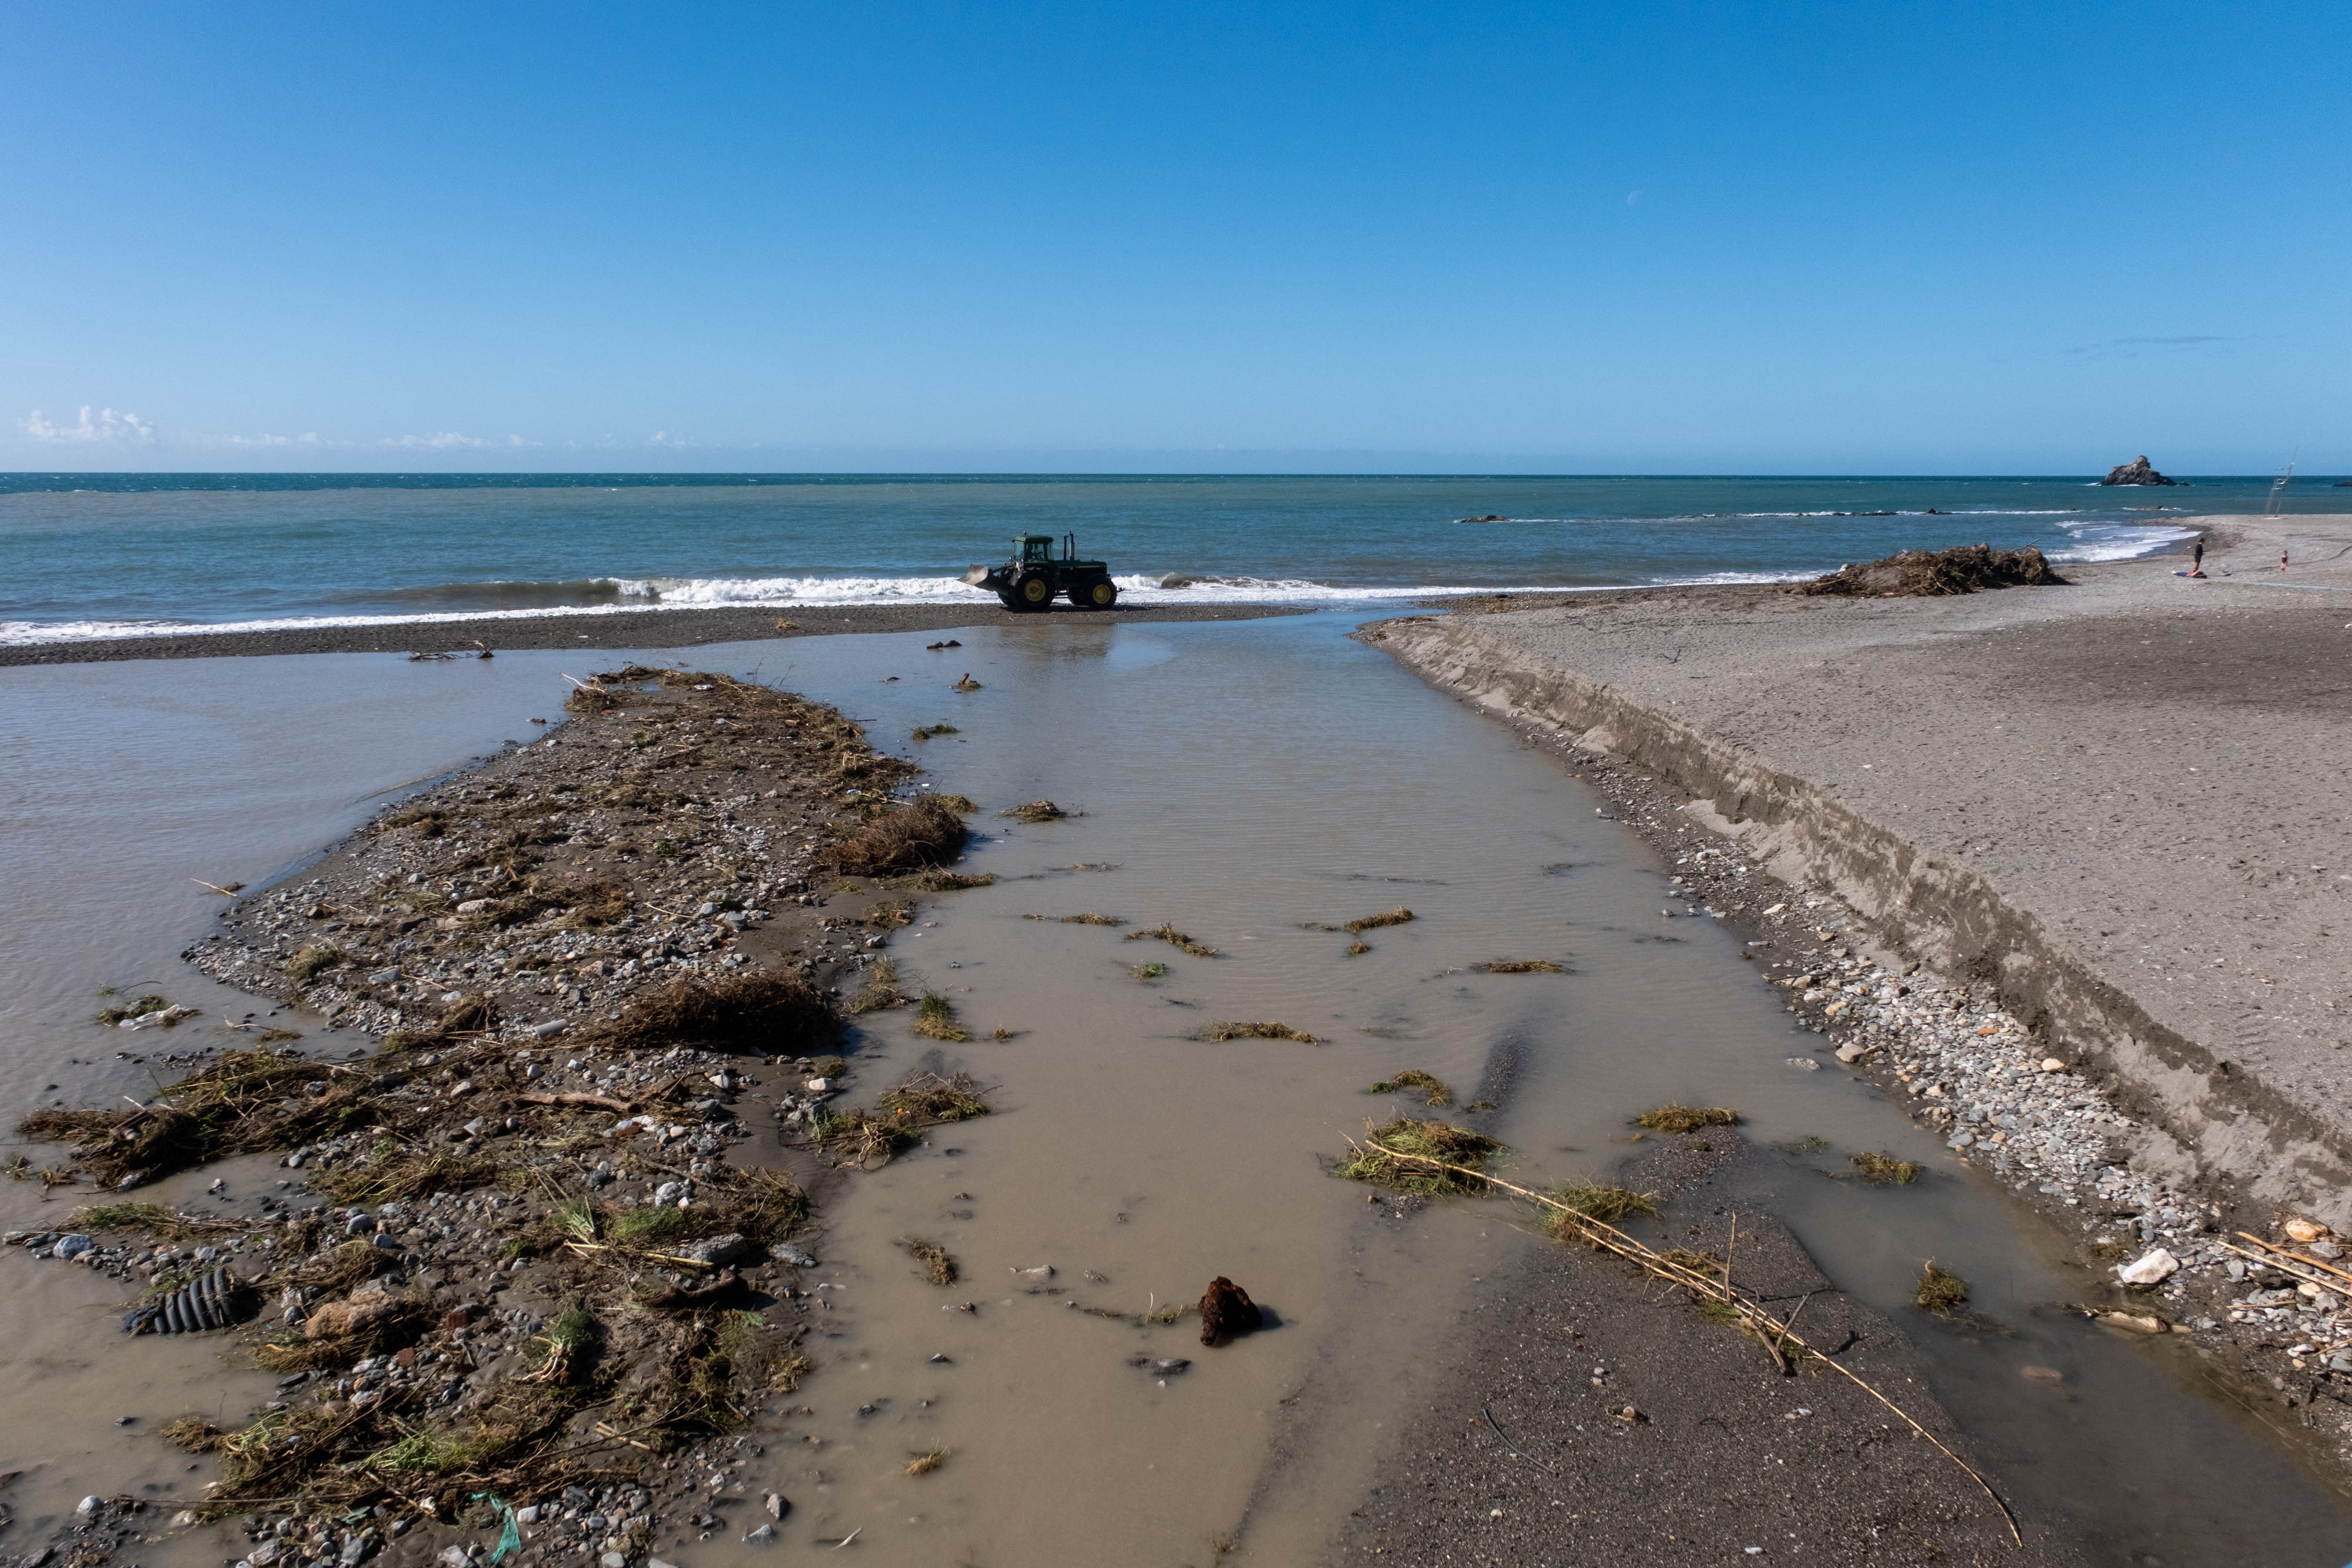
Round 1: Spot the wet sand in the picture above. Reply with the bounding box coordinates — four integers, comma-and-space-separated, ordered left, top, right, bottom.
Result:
1344, 1137, 2087, 1566
0, 601, 1302, 666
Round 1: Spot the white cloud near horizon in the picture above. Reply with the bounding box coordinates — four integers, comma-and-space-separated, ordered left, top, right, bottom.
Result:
21, 406, 155, 443
379, 431, 489, 449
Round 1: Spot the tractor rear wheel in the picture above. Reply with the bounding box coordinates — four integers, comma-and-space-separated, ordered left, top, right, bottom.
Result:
1072, 577, 1118, 609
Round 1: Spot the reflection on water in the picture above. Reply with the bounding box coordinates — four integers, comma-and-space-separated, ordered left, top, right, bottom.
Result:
1, 617, 2346, 1566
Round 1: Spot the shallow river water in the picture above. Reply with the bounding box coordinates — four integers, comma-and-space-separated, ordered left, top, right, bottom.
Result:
3, 614, 2349, 1566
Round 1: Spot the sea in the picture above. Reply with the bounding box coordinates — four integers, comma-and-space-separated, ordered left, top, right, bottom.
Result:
0, 470, 2331, 644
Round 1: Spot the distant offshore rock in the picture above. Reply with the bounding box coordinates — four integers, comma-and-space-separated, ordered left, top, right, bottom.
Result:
1454, 514, 1510, 523
2100, 454, 2177, 486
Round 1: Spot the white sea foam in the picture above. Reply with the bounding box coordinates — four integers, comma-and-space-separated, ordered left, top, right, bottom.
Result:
2048, 522, 2199, 562
0, 574, 1563, 645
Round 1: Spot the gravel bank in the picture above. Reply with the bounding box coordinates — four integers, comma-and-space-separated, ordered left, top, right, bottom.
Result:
4, 666, 994, 1567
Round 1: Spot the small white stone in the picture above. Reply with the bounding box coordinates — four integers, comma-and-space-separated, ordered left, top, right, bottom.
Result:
2117, 1248, 2181, 1286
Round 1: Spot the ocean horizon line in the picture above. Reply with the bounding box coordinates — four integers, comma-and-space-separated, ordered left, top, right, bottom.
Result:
2, 467, 2344, 496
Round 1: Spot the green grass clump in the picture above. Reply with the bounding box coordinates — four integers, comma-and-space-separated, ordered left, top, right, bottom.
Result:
1342, 907, 1415, 934
1366, 1069, 1452, 1107
1024, 911, 1125, 926
286, 945, 345, 984
1129, 961, 1170, 982
1339, 1118, 1504, 1196
608, 1205, 690, 1245
1479, 958, 1564, 974
913, 991, 971, 1042
911, 724, 960, 740
1916, 1262, 1969, 1315
847, 958, 907, 1015
1635, 1104, 1739, 1134
366, 1430, 490, 1475
1851, 1151, 1923, 1185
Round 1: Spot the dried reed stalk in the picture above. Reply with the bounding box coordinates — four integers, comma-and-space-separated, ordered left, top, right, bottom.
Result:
1357, 1134, 2022, 1547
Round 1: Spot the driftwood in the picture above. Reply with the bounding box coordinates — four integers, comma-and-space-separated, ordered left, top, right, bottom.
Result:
1357, 1134, 2023, 1547
2219, 1234, 2352, 1295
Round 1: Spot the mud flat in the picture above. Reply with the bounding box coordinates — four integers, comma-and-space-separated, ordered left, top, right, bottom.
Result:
0, 601, 1302, 667
1367, 513, 2352, 1476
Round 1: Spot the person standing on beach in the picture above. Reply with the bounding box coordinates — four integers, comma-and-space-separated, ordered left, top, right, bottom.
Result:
2281, 547, 2291, 571
2188, 539, 2204, 577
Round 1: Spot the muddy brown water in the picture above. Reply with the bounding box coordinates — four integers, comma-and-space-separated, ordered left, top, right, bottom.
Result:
2, 616, 2348, 1567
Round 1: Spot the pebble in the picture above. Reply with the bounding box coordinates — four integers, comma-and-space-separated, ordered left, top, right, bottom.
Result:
2117, 1248, 2181, 1286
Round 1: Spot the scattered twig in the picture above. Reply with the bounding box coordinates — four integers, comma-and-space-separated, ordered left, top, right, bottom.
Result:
2219, 1236, 2352, 1295
1478, 1401, 1555, 1473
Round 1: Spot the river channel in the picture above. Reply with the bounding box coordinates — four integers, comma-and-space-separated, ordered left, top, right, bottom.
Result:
2, 613, 2347, 1566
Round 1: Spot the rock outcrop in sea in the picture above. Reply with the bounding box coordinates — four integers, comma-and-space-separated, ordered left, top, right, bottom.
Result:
2100, 454, 2177, 486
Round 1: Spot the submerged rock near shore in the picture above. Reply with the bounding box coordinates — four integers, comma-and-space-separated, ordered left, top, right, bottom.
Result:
2101, 454, 2177, 486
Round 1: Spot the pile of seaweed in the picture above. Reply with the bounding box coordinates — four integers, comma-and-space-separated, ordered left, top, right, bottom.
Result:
1800, 544, 2066, 598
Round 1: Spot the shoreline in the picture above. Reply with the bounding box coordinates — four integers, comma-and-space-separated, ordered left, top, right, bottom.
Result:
0, 600, 1306, 666
1363, 511, 2352, 1483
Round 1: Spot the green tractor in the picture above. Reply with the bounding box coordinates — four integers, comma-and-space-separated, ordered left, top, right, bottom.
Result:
961, 533, 1120, 612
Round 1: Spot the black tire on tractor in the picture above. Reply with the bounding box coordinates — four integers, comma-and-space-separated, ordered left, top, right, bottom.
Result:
1072, 577, 1117, 609
1017, 575, 1055, 610
997, 590, 1024, 611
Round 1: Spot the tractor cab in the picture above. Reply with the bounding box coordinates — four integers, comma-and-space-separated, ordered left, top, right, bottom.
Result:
962, 533, 1119, 612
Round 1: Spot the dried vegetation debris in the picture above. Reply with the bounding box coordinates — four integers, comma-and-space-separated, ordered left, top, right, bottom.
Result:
1366, 1069, 1452, 1106
183, 667, 934, 1042
1633, 1104, 1739, 1135
806, 1071, 991, 1168
1800, 543, 2066, 598
1122, 922, 1220, 958
6, 664, 1013, 1553
13, 1025, 827, 1530
1191, 1021, 1320, 1044
1338, 1118, 1504, 1196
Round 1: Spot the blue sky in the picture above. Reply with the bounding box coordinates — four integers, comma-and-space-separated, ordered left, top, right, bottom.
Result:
3, 2, 2346, 473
